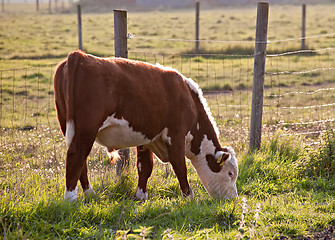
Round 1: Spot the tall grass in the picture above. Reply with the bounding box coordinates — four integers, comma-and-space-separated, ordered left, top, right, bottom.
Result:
1, 129, 335, 239
307, 129, 335, 179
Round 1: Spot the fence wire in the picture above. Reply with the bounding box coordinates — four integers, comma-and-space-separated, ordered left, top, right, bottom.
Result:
1, 48, 335, 165
264, 47, 335, 143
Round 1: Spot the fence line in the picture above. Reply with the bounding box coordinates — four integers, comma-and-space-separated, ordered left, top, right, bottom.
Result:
267, 47, 335, 57
270, 102, 335, 110
276, 118, 335, 126
131, 35, 257, 44
128, 47, 335, 146
267, 67, 335, 76
130, 32, 335, 45
266, 87, 335, 98
1, 46, 335, 151
263, 45, 335, 141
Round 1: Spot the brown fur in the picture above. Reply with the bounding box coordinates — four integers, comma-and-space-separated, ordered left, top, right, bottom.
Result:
54, 50, 232, 199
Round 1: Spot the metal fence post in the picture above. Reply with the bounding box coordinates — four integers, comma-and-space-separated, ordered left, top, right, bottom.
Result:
249, 2, 269, 152
114, 9, 129, 175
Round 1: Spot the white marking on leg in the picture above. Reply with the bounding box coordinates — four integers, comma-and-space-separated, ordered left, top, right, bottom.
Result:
84, 183, 95, 196
64, 184, 77, 201
135, 187, 148, 201
65, 120, 75, 147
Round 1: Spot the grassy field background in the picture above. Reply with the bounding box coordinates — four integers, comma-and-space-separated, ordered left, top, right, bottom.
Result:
1, 2, 335, 239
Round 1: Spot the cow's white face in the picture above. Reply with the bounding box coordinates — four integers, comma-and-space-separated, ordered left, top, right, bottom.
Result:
205, 149, 238, 199
187, 135, 238, 199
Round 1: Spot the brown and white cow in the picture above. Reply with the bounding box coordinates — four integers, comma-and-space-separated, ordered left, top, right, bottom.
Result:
54, 50, 238, 201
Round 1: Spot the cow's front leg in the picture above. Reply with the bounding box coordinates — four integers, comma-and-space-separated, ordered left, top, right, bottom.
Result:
65, 130, 96, 201
135, 146, 153, 201
167, 135, 194, 197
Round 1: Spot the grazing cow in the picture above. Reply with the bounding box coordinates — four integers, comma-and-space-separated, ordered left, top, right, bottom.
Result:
54, 50, 238, 201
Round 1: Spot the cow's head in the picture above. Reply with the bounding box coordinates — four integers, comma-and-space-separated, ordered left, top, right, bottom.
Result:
188, 135, 238, 199
204, 147, 238, 199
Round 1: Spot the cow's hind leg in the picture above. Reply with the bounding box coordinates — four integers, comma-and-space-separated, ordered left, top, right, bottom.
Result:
65, 128, 97, 201
80, 161, 95, 196
135, 146, 153, 201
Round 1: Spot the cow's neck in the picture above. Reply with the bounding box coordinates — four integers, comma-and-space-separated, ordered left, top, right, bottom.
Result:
185, 114, 222, 194
183, 80, 223, 180
186, 106, 221, 161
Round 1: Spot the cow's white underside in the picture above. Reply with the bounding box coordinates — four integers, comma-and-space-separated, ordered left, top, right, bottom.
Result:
95, 113, 172, 162
96, 113, 151, 149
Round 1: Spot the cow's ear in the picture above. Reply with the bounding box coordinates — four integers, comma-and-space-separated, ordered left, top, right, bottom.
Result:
216, 151, 230, 166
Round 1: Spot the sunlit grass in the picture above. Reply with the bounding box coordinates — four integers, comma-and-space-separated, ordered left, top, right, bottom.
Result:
1, 3, 335, 239
1, 127, 335, 239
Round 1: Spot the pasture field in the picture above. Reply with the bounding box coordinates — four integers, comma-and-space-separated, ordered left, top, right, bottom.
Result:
1, 3, 335, 239
1, 4, 335, 59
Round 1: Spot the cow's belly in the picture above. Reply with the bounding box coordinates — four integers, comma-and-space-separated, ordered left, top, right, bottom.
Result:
96, 114, 151, 149
96, 124, 151, 149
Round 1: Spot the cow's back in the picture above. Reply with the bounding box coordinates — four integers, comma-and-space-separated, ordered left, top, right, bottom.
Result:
54, 51, 198, 142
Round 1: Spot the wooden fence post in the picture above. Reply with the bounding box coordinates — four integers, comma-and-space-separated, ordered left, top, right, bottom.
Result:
301, 4, 306, 50
249, 2, 269, 152
114, 9, 128, 58
49, 0, 52, 14
77, 4, 83, 50
36, 0, 39, 11
55, 0, 58, 12
2, 0, 5, 12
195, 1, 200, 54
114, 9, 129, 176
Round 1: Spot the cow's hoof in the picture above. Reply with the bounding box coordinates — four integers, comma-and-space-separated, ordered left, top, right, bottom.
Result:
135, 187, 148, 202
182, 189, 195, 199
84, 184, 96, 197
64, 186, 78, 202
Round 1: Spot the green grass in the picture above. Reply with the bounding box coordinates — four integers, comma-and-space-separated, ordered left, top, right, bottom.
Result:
1, 3, 335, 239
1, 129, 335, 239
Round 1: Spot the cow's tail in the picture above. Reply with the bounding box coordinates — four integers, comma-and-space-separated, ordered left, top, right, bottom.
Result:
65, 50, 83, 147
